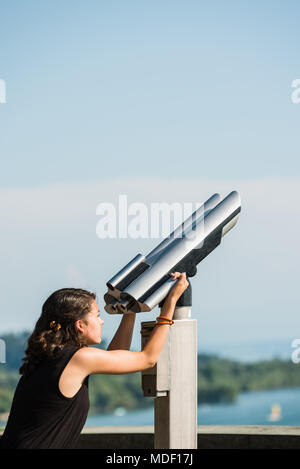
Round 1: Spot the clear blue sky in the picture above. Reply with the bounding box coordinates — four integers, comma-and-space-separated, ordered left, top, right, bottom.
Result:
1, 0, 300, 186
0, 1, 299, 358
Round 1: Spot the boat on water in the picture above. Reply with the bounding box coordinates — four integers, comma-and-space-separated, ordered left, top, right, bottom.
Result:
267, 404, 282, 422
113, 407, 127, 417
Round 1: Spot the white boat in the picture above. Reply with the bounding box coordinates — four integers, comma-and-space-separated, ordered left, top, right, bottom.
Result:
267, 404, 282, 422
114, 407, 127, 417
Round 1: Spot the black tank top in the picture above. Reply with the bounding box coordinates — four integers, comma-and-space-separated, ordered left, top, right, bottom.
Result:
0, 345, 89, 449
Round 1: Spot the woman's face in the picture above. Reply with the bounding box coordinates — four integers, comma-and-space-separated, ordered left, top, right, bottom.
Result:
77, 300, 104, 345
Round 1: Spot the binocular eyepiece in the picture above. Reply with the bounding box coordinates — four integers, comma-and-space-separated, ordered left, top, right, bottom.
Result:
104, 191, 241, 315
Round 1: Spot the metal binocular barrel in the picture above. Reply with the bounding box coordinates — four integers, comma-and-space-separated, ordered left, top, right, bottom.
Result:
104, 191, 241, 315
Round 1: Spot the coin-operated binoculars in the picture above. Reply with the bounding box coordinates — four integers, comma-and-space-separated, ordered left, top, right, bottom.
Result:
104, 191, 241, 315
104, 191, 241, 449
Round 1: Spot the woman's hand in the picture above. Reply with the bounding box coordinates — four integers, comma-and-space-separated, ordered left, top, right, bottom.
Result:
168, 272, 189, 300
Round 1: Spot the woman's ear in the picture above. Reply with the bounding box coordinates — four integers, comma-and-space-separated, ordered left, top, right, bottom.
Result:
75, 319, 85, 334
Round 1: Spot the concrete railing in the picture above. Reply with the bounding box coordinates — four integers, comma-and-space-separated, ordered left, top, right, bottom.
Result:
75, 425, 300, 449
1, 426, 300, 449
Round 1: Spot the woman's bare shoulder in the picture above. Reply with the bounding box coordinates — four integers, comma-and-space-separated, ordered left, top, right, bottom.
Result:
73, 346, 106, 361
67, 346, 108, 375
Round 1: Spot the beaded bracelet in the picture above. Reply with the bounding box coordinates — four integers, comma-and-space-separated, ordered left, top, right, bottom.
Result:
156, 316, 174, 326
157, 316, 174, 323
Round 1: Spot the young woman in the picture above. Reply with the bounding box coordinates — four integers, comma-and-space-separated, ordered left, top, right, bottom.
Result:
0, 272, 188, 449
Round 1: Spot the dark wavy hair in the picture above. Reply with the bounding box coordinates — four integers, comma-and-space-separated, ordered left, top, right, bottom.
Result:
20, 288, 96, 377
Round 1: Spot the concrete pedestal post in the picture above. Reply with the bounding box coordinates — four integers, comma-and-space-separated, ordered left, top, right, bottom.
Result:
141, 280, 197, 449
154, 306, 197, 449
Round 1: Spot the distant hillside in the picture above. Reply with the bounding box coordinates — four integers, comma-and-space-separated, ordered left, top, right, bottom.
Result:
1, 331, 300, 416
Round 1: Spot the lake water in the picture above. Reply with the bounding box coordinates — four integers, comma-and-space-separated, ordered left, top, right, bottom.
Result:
1, 387, 299, 429
85, 387, 300, 427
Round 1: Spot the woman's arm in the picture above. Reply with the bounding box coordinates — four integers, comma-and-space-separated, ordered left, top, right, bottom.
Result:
139, 294, 177, 366
72, 273, 189, 376
107, 313, 136, 351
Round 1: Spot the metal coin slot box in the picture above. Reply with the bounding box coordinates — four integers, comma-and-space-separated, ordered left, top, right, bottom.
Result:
141, 321, 170, 397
